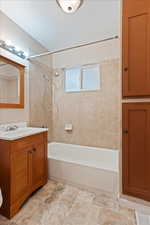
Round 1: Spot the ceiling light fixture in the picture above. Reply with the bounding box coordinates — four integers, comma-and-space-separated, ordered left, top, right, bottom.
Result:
56, 0, 83, 13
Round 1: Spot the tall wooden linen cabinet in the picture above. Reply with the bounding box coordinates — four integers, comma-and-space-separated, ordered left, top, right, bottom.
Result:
122, 0, 150, 201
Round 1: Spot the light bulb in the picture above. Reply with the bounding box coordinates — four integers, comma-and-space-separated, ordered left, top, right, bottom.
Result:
24, 52, 29, 58
15, 46, 21, 52
5, 40, 12, 46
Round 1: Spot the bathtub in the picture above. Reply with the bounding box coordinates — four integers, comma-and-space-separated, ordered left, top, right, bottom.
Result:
48, 142, 119, 195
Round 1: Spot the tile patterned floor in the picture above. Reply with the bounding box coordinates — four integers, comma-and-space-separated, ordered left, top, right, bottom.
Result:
0, 180, 137, 225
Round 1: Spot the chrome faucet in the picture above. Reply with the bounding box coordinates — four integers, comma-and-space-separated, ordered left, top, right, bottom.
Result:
5, 125, 18, 132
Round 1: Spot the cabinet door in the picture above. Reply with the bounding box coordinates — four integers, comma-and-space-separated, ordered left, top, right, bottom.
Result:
11, 147, 32, 203
123, 0, 150, 97
31, 143, 47, 190
122, 103, 150, 201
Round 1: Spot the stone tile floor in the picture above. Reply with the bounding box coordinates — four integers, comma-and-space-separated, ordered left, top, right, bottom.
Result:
0, 180, 137, 225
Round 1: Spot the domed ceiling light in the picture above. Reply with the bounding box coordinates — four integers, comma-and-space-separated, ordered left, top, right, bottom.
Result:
56, 0, 83, 13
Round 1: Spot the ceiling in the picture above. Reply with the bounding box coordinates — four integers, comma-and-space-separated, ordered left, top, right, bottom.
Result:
0, 0, 120, 52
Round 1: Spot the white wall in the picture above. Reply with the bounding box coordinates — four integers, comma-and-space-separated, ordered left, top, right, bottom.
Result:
0, 11, 47, 56
0, 12, 49, 125
52, 38, 120, 69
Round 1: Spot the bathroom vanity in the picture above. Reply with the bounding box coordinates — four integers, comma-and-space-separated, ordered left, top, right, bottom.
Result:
0, 126, 48, 219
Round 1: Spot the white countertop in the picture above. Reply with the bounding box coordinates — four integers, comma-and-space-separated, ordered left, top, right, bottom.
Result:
0, 127, 48, 141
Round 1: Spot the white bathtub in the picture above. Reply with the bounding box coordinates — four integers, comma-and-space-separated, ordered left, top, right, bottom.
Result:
48, 142, 119, 195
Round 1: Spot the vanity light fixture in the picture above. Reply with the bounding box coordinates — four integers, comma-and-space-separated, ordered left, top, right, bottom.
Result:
56, 0, 83, 13
0, 40, 28, 59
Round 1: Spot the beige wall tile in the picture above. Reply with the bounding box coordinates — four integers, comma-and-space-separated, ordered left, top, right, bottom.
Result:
52, 59, 120, 149
29, 58, 53, 141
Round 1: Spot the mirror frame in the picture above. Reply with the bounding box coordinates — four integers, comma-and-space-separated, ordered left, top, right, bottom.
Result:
0, 55, 25, 108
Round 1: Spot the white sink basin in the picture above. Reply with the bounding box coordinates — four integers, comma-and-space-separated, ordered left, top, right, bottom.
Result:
0, 127, 48, 140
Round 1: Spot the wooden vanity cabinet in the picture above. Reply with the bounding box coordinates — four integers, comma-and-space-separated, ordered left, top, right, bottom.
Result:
0, 132, 48, 219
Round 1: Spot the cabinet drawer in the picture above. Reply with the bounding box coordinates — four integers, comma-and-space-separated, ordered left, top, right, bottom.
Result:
11, 132, 45, 150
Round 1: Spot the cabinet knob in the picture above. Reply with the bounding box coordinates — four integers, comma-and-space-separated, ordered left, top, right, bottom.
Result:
123, 130, 128, 134
124, 67, 128, 72
33, 148, 36, 152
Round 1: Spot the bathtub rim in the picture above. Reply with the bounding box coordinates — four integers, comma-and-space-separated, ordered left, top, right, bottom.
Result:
48, 142, 119, 173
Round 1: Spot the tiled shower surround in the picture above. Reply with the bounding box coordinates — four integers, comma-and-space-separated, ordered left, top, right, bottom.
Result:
29, 58, 121, 149
29, 58, 53, 142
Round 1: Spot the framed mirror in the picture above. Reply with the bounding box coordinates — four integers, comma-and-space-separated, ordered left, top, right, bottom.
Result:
0, 56, 25, 108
